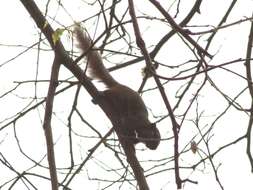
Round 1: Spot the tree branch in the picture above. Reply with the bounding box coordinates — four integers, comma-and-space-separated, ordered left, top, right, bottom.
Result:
42, 55, 61, 190
128, 0, 182, 188
245, 13, 253, 173
148, 0, 212, 59
19, 0, 150, 189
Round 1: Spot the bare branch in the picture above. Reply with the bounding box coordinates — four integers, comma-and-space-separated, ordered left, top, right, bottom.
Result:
245, 13, 253, 172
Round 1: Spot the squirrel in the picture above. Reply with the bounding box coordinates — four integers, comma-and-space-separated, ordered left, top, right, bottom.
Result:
74, 27, 160, 150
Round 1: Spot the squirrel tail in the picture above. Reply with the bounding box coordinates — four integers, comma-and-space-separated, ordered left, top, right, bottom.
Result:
74, 27, 118, 88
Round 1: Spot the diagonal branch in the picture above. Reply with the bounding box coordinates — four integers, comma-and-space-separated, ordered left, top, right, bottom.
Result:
19, 0, 149, 189
108, 0, 203, 72
148, 0, 212, 59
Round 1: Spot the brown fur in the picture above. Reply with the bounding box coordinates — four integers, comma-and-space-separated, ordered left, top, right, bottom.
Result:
75, 27, 160, 150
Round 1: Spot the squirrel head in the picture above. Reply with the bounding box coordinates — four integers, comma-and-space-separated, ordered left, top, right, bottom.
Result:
136, 123, 160, 150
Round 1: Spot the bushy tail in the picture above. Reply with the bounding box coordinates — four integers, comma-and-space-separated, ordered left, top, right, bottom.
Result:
74, 27, 118, 88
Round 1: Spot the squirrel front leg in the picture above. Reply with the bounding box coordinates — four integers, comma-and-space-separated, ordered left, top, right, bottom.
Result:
91, 91, 106, 105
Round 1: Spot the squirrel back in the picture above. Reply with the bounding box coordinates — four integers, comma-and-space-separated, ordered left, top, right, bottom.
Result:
74, 27, 118, 88
74, 26, 160, 150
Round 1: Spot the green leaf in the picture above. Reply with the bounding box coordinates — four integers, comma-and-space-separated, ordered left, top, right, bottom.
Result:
43, 21, 48, 29
52, 28, 65, 45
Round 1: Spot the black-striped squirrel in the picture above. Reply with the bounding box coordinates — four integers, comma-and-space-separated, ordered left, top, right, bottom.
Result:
75, 27, 160, 150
